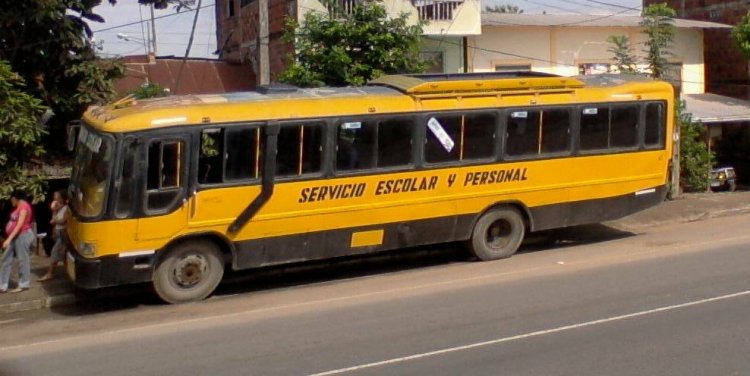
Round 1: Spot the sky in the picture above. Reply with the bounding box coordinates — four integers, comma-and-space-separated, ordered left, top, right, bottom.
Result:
91, 0, 643, 59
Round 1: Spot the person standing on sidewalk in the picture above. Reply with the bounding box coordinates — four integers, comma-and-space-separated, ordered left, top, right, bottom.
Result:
38, 190, 69, 281
0, 189, 35, 293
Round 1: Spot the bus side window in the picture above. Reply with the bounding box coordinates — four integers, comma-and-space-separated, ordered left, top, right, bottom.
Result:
540, 109, 571, 154
645, 102, 665, 148
377, 118, 413, 168
610, 106, 638, 148
580, 106, 609, 151
463, 113, 496, 160
506, 110, 541, 157
425, 115, 461, 163
276, 123, 323, 177
146, 140, 185, 212
337, 121, 376, 171
225, 128, 259, 180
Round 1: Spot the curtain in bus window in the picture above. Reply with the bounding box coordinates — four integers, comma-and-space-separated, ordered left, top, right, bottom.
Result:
425, 115, 461, 163
114, 139, 137, 218
337, 121, 376, 171
377, 119, 413, 167
580, 106, 609, 151
225, 128, 258, 180
610, 106, 638, 148
199, 129, 224, 184
506, 110, 540, 156
645, 102, 665, 148
540, 109, 570, 154
277, 123, 323, 177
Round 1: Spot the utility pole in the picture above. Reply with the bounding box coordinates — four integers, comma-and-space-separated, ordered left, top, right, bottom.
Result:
174, 0, 202, 94
150, 3, 158, 55
259, 0, 270, 85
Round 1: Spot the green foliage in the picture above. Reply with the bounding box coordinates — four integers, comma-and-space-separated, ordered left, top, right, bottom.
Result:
131, 83, 169, 99
0, 0, 124, 156
677, 101, 714, 192
731, 11, 750, 60
280, 1, 426, 87
0, 61, 48, 202
484, 4, 523, 13
640, 3, 676, 79
606, 35, 638, 74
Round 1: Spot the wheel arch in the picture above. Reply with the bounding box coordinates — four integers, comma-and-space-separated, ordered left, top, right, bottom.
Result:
469, 200, 534, 236
156, 231, 235, 266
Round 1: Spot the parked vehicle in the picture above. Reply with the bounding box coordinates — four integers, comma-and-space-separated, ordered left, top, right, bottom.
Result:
710, 167, 737, 192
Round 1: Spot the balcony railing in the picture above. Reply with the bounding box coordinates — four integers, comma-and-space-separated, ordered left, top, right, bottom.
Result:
325, 0, 465, 21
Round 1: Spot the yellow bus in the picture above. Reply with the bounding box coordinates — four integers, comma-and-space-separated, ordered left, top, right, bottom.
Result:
65, 72, 674, 303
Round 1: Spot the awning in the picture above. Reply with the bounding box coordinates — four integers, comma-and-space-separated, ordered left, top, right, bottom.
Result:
682, 93, 750, 123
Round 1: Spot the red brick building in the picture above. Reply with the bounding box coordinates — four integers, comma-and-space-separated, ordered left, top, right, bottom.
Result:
215, 0, 294, 85
644, 0, 750, 99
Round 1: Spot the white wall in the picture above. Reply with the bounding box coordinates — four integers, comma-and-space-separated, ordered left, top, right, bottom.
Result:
469, 25, 706, 94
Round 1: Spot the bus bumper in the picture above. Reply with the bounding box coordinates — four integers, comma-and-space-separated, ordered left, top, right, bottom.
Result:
65, 249, 155, 289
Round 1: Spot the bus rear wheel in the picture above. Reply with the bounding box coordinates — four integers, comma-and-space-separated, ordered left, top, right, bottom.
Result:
469, 207, 525, 261
152, 240, 224, 304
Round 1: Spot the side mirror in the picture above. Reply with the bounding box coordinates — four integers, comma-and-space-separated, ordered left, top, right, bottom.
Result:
66, 121, 81, 152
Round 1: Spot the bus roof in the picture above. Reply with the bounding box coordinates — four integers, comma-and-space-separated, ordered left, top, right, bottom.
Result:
82, 73, 671, 134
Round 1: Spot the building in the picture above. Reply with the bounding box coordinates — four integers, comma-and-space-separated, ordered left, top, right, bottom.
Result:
470, 13, 729, 95
115, 55, 255, 97
643, 0, 749, 99
214, 0, 480, 85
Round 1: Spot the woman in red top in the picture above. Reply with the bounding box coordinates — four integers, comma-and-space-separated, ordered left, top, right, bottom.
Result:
0, 189, 35, 293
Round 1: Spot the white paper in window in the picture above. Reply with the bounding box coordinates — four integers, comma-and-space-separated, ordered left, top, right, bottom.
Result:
583, 108, 598, 115
427, 117, 455, 152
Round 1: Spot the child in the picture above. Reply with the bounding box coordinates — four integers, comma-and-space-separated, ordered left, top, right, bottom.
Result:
38, 190, 70, 282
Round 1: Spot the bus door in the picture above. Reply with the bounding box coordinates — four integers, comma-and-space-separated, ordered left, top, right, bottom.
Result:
188, 125, 265, 233
135, 135, 191, 241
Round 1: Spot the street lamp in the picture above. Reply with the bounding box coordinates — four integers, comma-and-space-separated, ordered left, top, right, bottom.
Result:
117, 33, 150, 55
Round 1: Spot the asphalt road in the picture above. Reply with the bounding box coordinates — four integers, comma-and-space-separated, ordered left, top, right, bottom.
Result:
2, 214, 750, 376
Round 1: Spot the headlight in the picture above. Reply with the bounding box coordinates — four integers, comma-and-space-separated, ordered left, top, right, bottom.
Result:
79, 242, 97, 257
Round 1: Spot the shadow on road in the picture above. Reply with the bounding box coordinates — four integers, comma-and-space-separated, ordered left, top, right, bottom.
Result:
50, 223, 634, 316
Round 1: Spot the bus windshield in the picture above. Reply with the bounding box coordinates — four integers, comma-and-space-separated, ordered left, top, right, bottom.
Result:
69, 124, 114, 219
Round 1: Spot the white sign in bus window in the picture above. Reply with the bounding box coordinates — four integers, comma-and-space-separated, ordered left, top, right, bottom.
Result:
341, 122, 362, 130
583, 108, 599, 115
427, 117, 455, 152
510, 111, 528, 119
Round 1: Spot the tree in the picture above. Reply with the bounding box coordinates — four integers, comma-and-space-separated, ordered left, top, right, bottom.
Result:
280, 1, 426, 87
677, 101, 713, 192
0, 61, 47, 201
731, 11, 750, 59
607, 3, 711, 195
640, 3, 676, 79
0, 0, 124, 155
606, 35, 638, 74
484, 4, 523, 13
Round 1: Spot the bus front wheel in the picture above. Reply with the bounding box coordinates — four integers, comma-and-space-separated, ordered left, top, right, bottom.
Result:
152, 240, 224, 304
469, 207, 525, 261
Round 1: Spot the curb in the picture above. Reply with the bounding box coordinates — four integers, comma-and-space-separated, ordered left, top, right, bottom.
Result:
0, 293, 78, 314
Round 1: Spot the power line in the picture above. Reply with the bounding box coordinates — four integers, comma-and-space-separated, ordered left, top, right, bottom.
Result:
585, 0, 641, 11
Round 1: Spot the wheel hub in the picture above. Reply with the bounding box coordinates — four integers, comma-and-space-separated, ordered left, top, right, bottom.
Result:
173, 254, 208, 287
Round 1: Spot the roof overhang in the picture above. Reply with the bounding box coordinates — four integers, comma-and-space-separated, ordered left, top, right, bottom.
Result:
682, 93, 750, 123
481, 14, 731, 29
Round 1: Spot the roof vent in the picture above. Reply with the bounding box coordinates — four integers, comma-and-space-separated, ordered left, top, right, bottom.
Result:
256, 83, 298, 94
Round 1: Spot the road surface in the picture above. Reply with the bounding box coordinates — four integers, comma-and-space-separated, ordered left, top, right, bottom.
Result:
1, 214, 750, 375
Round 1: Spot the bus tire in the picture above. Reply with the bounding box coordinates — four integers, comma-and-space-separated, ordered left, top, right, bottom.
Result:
152, 240, 224, 304
469, 207, 525, 261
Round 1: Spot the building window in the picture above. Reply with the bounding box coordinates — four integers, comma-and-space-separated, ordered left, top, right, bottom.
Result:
579, 63, 612, 75
421, 51, 444, 74
227, 0, 235, 17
